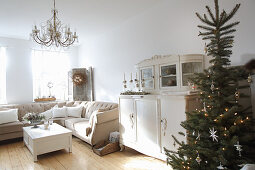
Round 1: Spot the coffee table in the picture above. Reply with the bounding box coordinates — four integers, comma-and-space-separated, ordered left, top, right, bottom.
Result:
23, 123, 72, 161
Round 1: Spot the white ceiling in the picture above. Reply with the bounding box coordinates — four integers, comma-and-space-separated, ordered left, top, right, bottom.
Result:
0, 0, 161, 42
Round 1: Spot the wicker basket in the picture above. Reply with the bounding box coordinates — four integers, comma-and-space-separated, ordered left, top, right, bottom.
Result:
93, 141, 120, 156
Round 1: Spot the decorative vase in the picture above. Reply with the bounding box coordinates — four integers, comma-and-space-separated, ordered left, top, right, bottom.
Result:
30, 120, 42, 128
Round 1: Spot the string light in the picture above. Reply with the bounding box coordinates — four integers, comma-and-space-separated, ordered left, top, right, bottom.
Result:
214, 119, 218, 122
241, 120, 244, 123
220, 114, 223, 117
234, 112, 238, 116
204, 113, 208, 117
224, 133, 227, 136
222, 148, 226, 151
234, 122, 237, 125
224, 127, 227, 130
225, 108, 229, 112
246, 117, 249, 120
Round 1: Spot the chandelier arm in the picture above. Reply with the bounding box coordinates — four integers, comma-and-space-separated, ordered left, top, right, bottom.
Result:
56, 33, 73, 46
59, 32, 72, 44
58, 37, 75, 47
33, 33, 54, 45
33, 34, 49, 45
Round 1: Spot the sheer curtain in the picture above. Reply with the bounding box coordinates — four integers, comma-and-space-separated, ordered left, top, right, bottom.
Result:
0, 47, 7, 104
32, 50, 70, 101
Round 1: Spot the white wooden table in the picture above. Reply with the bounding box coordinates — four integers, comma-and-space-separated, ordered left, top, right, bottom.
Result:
23, 123, 72, 161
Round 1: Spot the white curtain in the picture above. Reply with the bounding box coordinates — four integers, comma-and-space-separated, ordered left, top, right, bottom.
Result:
32, 50, 70, 101
0, 47, 7, 104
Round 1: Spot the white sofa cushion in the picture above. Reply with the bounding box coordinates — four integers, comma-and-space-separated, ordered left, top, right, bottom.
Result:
66, 105, 83, 118
41, 105, 58, 120
74, 120, 90, 136
52, 107, 67, 118
65, 118, 88, 130
0, 109, 19, 124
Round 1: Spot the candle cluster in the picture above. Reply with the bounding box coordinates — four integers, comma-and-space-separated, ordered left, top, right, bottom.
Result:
123, 72, 140, 92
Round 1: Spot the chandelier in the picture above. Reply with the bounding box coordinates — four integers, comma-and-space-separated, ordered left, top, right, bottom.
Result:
31, 0, 78, 48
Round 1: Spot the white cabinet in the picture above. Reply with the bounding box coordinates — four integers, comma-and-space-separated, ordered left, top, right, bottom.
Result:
119, 94, 200, 160
119, 54, 207, 160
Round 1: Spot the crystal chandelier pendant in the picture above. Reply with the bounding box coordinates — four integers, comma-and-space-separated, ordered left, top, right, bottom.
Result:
31, 0, 78, 48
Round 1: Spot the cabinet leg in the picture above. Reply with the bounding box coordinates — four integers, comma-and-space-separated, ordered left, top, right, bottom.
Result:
120, 144, 125, 152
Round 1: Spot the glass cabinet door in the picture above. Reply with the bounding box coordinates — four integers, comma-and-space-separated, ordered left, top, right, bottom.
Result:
160, 64, 177, 88
182, 62, 202, 86
141, 67, 154, 89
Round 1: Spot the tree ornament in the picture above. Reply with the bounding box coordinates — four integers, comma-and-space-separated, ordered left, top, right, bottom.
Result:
196, 131, 201, 140
235, 89, 240, 103
204, 43, 208, 54
192, 131, 196, 136
217, 162, 226, 169
234, 141, 242, 157
209, 127, 218, 142
248, 74, 252, 83
203, 102, 207, 112
192, 83, 196, 90
196, 153, 202, 165
210, 81, 215, 92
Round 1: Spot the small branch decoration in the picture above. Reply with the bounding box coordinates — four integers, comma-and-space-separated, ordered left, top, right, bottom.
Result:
120, 91, 150, 95
72, 73, 86, 86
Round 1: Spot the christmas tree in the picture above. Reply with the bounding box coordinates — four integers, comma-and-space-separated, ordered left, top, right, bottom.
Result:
164, 0, 255, 169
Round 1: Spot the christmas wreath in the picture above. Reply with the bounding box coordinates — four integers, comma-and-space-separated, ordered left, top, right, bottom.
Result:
72, 73, 86, 86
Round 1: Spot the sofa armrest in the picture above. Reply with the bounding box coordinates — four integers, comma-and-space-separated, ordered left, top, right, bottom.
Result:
94, 108, 119, 124
85, 108, 119, 137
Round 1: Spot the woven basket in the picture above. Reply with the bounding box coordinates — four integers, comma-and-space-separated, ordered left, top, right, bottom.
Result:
93, 141, 120, 156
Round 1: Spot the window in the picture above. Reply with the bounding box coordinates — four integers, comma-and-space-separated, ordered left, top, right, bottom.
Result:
32, 50, 70, 101
0, 47, 7, 104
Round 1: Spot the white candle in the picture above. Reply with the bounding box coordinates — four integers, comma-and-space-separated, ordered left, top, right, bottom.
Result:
136, 72, 138, 79
124, 73, 126, 81
130, 73, 132, 80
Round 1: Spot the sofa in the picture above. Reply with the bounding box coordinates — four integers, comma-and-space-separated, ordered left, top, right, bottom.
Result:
0, 101, 119, 146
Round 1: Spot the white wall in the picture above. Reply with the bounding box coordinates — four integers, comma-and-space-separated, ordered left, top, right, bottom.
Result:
0, 37, 79, 104
79, 0, 255, 102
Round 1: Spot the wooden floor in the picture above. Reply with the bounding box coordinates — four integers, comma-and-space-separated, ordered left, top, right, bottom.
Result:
0, 137, 170, 170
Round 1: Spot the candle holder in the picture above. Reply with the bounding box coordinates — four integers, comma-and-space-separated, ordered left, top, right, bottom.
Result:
123, 80, 127, 92
140, 79, 145, 92
134, 78, 140, 92
129, 79, 134, 91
